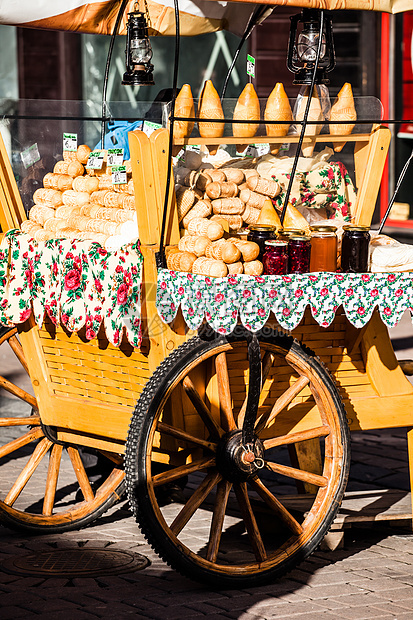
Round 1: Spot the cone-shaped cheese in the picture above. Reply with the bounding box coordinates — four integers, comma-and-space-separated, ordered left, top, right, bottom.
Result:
295, 87, 324, 157
283, 203, 310, 234
257, 199, 282, 230
233, 83, 260, 153
264, 83, 292, 155
329, 82, 357, 153
171, 84, 195, 155
173, 84, 195, 139
198, 80, 224, 155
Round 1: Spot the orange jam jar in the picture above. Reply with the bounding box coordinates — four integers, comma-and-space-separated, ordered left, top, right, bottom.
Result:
309, 225, 338, 272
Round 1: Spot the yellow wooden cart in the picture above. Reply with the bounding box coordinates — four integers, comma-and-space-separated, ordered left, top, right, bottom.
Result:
2, 108, 413, 588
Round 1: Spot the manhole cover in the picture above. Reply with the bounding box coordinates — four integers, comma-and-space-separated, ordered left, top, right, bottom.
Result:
1, 548, 150, 578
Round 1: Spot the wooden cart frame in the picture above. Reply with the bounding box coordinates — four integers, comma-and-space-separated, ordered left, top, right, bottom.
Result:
1, 118, 413, 586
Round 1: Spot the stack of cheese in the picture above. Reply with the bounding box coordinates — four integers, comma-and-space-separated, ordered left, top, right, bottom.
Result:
21, 145, 139, 250
169, 164, 309, 277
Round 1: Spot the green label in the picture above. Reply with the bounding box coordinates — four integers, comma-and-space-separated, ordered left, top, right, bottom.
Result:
21, 143, 40, 169
86, 150, 104, 170
111, 165, 127, 185
143, 121, 162, 137
107, 148, 124, 166
63, 133, 77, 152
246, 54, 255, 78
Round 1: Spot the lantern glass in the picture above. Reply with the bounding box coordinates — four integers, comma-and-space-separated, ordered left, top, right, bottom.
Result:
130, 37, 153, 65
297, 31, 326, 62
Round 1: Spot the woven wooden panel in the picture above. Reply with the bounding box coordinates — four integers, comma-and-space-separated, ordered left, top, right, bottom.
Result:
38, 320, 150, 409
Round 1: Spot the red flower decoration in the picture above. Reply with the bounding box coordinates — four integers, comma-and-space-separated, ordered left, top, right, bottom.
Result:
64, 269, 81, 291
345, 288, 353, 296
86, 328, 96, 340
117, 283, 129, 305
282, 308, 290, 317
215, 293, 224, 303
320, 287, 328, 296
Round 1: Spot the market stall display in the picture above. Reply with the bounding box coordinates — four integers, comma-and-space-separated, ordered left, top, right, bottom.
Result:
0, 0, 412, 591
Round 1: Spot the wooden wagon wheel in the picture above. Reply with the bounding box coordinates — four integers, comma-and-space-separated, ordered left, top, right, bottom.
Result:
126, 327, 350, 588
0, 326, 125, 534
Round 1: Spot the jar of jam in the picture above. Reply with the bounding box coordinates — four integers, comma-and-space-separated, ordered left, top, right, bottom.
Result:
247, 224, 277, 261
263, 240, 288, 275
341, 225, 370, 273
309, 225, 338, 272
288, 235, 311, 274
278, 228, 304, 242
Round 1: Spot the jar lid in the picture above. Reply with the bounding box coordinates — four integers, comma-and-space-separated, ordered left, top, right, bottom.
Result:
248, 224, 277, 232
309, 225, 337, 233
289, 235, 311, 242
265, 239, 288, 247
343, 225, 370, 232
279, 228, 303, 235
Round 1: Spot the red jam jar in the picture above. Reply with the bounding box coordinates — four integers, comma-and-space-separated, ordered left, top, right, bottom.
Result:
263, 240, 288, 275
247, 224, 277, 262
288, 235, 311, 274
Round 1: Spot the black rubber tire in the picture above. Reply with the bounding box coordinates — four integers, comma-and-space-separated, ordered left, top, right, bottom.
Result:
0, 326, 125, 535
125, 328, 350, 588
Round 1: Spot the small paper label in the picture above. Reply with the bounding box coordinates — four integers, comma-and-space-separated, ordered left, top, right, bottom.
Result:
86, 150, 105, 169
111, 165, 127, 185
107, 148, 124, 166
186, 144, 201, 154
63, 133, 77, 152
21, 144, 41, 169
246, 54, 255, 78
254, 143, 270, 156
142, 121, 162, 137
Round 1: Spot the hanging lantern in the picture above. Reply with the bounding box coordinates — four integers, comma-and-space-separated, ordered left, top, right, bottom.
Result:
287, 9, 335, 85
122, 10, 154, 86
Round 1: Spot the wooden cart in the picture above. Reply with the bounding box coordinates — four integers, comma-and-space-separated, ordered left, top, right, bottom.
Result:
1, 110, 412, 588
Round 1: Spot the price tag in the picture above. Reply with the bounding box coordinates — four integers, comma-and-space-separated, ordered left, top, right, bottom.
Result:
142, 121, 162, 137
246, 54, 255, 78
186, 144, 201, 153
86, 150, 105, 170
254, 143, 270, 156
111, 165, 127, 185
63, 133, 77, 152
21, 144, 40, 169
107, 148, 124, 166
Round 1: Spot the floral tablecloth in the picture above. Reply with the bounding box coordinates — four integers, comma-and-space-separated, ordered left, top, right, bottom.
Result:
156, 268, 413, 335
0, 230, 143, 347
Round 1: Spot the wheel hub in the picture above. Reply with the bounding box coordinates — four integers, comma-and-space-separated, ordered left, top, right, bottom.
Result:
215, 430, 265, 482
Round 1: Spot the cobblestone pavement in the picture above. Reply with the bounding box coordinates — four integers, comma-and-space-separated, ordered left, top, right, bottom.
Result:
1, 318, 413, 619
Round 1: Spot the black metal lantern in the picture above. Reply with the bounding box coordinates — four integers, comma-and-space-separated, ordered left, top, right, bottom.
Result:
122, 10, 154, 86
287, 9, 335, 85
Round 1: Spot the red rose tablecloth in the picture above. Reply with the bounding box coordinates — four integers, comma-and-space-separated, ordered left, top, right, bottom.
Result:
156, 268, 413, 334
0, 230, 143, 347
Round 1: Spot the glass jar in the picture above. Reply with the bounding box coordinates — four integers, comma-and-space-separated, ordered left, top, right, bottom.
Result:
288, 235, 311, 274
263, 240, 288, 275
278, 228, 303, 242
341, 225, 370, 273
309, 225, 338, 272
247, 224, 277, 261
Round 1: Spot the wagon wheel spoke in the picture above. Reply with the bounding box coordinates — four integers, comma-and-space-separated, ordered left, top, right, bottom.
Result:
206, 479, 232, 563
237, 351, 275, 429
265, 460, 328, 488
170, 471, 222, 535
152, 457, 216, 487
157, 421, 217, 452
0, 415, 40, 427
234, 482, 267, 562
255, 375, 310, 435
43, 444, 63, 516
182, 376, 223, 439
215, 352, 237, 432
67, 446, 94, 502
4, 437, 52, 506
262, 425, 330, 451
0, 427, 43, 459
0, 374, 37, 408
249, 476, 303, 535
8, 333, 30, 375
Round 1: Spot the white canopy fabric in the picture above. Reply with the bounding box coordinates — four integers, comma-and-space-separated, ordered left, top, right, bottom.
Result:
0, 0, 410, 39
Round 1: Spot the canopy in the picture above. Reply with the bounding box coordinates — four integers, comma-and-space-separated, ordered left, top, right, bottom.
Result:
0, 0, 411, 39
